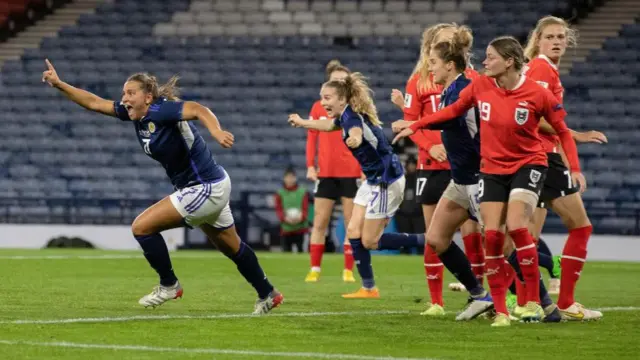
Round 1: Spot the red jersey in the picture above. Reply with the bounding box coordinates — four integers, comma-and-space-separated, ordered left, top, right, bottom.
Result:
305, 101, 361, 178
523, 55, 564, 153
403, 73, 450, 171
464, 68, 480, 81
409, 75, 580, 175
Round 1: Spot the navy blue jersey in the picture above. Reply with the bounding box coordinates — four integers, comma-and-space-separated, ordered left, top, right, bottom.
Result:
113, 98, 226, 189
333, 105, 403, 185
430, 75, 481, 185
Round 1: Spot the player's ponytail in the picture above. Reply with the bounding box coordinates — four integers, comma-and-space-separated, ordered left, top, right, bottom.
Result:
127, 73, 181, 101
158, 75, 181, 101
432, 26, 471, 72
489, 36, 526, 71
412, 23, 455, 93
323, 72, 381, 127
325, 59, 351, 80
524, 16, 577, 61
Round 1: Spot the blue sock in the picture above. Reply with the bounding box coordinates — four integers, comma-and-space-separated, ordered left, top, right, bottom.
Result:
227, 242, 274, 299
377, 233, 425, 250
437, 242, 484, 297
350, 238, 375, 289
538, 238, 552, 256
134, 233, 178, 287
538, 251, 555, 279
508, 251, 552, 307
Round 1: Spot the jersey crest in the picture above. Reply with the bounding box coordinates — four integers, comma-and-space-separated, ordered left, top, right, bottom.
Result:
515, 108, 529, 125
148, 121, 156, 133
529, 169, 542, 187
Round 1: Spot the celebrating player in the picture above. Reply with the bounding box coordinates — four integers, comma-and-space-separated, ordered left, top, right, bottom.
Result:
393, 36, 584, 326
305, 60, 361, 283
390, 23, 485, 314
42, 59, 283, 314
521, 15, 605, 320
289, 73, 406, 299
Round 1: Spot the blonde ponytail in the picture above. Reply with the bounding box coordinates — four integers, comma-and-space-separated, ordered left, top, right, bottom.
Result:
324, 72, 381, 127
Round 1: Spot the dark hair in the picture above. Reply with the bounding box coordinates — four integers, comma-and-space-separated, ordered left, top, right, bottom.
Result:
432, 27, 470, 72
489, 36, 525, 71
325, 59, 351, 80
126, 73, 181, 101
284, 166, 296, 176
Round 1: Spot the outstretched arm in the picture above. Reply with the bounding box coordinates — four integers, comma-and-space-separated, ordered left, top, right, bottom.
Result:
288, 114, 339, 132
539, 119, 607, 144
182, 101, 234, 148
42, 59, 116, 117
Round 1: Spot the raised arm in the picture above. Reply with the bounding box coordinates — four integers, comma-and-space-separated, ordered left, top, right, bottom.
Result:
288, 114, 339, 132
409, 86, 475, 132
182, 101, 234, 148
42, 59, 116, 117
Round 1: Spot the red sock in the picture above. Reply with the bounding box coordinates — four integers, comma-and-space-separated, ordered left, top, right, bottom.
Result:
484, 230, 508, 315
504, 260, 515, 288
343, 243, 354, 271
558, 225, 592, 309
424, 245, 444, 306
463, 233, 485, 286
309, 244, 325, 269
509, 228, 540, 304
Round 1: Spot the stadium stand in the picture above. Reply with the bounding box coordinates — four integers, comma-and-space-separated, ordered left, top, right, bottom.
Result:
0, 0, 638, 235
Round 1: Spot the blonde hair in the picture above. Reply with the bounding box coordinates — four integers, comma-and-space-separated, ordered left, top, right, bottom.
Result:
432, 28, 470, 73
325, 59, 351, 80
411, 23, 473, 93
323, 73, 381, 127
127, 73, 181, 101
524, 15, 577, 61
489, 36, 526, 71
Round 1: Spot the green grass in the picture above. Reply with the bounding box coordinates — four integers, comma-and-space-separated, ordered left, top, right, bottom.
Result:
0, 249, 638, 360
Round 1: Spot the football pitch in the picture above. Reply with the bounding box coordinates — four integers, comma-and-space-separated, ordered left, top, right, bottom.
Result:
0, 249, 638, 360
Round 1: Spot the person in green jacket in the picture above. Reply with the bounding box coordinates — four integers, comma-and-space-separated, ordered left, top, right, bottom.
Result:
274, 167, 310, 252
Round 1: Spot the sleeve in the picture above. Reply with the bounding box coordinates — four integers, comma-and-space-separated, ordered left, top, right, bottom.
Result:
339, 113, 362, 134
540, 90, 580, 172
300, 192, 310, 222
306, 105, 319, 168
410, 131, 441, 151
113, 101, 131, 121
154, 101, 185, 124
525, 63, 562, 101
409, 83, 476, 133
403, 77, 421, 121
274, 193, 285, 223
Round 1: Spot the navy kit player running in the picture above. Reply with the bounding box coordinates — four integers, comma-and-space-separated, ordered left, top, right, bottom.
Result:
289, 73, 407, 299
42, 59, 283, 314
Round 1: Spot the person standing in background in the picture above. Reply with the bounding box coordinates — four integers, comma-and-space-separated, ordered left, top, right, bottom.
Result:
394, 156, 425, 238
274, 167, 310, 253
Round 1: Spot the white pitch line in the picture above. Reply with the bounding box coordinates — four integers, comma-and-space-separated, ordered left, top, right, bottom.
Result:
595, 306, 640, 312
0, 310, 410, 325
0, 253, 301, 260
0, 340, 436, 360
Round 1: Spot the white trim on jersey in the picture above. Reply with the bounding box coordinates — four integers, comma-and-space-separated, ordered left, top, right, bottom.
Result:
538, 54, 558, 70
178, 121, 195, 150
358, 114, 379, 149
493, 74, 527, 91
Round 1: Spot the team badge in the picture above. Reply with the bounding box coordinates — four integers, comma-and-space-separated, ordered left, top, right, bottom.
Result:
148, 122, 156, 133
528, 169, 542, 187
514, 108, 529, 125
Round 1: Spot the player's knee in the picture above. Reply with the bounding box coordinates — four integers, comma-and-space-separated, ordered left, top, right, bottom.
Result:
346, 225, 361, 240
131, 219, 151, 237
361, 236, 378, 250
425, 233, 447, 254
